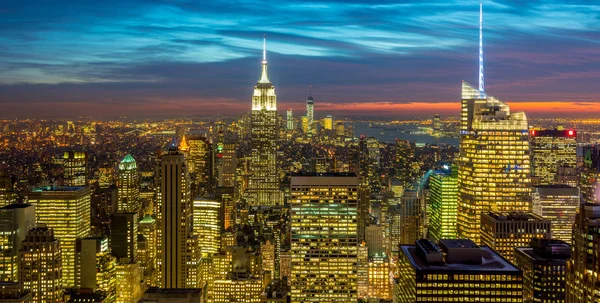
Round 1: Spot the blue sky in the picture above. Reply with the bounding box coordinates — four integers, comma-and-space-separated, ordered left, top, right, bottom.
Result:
1, 0, 599, 117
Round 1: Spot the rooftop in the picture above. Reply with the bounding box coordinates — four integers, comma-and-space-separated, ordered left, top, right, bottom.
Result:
1, 203, 33, 210
401, 241, 520, 273
484, 211, 548, 222
31, 186, 88, 193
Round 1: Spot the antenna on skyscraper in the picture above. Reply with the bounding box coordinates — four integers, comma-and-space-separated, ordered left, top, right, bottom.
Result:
479, 1, 485, 93
309, 85, 312, 97
263, 34, 267, 63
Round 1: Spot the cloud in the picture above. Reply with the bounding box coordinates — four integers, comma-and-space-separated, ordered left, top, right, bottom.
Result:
0, 0, 599, 117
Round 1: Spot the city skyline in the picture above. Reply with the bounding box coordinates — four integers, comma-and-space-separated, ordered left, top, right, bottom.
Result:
1, 1, 600, 118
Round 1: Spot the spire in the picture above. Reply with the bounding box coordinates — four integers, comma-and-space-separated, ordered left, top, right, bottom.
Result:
479, 1, 485, 93
259, 35, 270, 83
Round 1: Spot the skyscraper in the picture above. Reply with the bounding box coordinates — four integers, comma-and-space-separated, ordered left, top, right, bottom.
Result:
117, 154, 140, 215
111, 212, 138, 263
428, 166, 458, 242
290, 173, 358, 303
530, 129, 577, 185
20, 227, 62, 303
28, 186, 91, 287
566, 201, 600, 302
457, 3, 532, 244
286, 109, 294, 130
192, 198, 220, 257
75, 237, 116, 301
306, 92, 314, 134
533, 185, 580, 244
63, 151, 88, 186
480, 212, 551, 262
247, 38, 280, 206
159, 148, 195, 288
0, 204, 36, 282
515, 239, 570, 303
0, 174, 16, 207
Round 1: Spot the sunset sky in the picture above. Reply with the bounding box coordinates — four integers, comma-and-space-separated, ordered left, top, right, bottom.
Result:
1, 0, 599, 118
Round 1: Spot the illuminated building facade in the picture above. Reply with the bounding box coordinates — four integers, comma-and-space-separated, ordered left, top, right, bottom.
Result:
27, 186, 91, 287
187, 136, 211, 196
217, 143, 236, 188
247, 38, 280, 206
566, 202, 600, 303
117, 154, 140, 215
138, 215, 157, 286
396, 239, 523, 302
115, 262, 143, 303
394, 139, 416, 187
290, 173, 358, 303
260, 240, 275, 281
159, 149, 195, 288
480, 212, 551, 262
306, 94, 314, 134
432, 114, 442, 132
300, 116, 309, 134
399, 190, 422, 245
0, 204, 35, 282
286, 109, 294, 130
335, 122, 345, 138
428, 167, 458, 242
0, 175, 16, 208
368, 255, 391, 300
457, 81, 532, 244
533, 185, 579, 244
76, 237, 116, 302
514, 239, 570, 303
212, 274, 262, 303
192, 198, 220, 257
530, 129, 577, 185
20, 227, 62, 303
322, 115, 333, 130
63, 151, 88, 186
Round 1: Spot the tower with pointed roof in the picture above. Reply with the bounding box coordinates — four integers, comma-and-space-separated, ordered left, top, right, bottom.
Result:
456, 3, 532, 244
246, 37, 281, 206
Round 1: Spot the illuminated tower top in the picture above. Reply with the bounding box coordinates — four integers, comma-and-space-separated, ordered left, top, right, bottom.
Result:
252, 36, 276, 111
259, 36, 269, 84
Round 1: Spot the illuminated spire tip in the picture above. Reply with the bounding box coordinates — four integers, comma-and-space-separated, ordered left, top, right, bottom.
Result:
262, 35, 267, 63
479, 1, 485, 94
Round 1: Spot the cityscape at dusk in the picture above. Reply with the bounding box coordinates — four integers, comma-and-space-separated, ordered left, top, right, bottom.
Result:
1, 1, 600, 303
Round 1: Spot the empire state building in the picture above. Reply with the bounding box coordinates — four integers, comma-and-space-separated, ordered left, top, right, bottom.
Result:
247, 38, 281, 206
